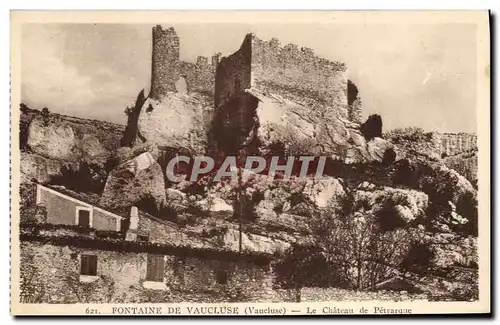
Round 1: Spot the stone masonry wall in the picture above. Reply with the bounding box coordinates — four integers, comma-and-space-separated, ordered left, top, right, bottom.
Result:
20, 241, 273, 303
214, 34, 253, 109
250, 35, 350, 119
150, 26, 180, 99
150, 25, 219, 100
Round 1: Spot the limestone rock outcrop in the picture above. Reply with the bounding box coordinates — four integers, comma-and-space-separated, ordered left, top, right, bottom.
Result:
100, 149, 166, 211
443, 150, 478, 185
246, 89, 394, 163
24, 111, 123, 165
20, 152, 76, 183
137, 93, 213, 154
27, 116, 76, 161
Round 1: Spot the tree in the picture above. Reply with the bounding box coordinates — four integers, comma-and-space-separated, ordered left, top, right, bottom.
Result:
360, 114, 382, 140
121, 89, 147, 147
310, 187, 412, 290
273, 244, 330, 302
41, 107, 50, 126
65, 273, 116, 303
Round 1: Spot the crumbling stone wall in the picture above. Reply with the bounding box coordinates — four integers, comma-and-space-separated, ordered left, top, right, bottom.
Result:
150, 25, 219, 100
250, 35, 349, 119
150, 26, 180, 99
151, 26, 356, 122
214, 34, 253, 109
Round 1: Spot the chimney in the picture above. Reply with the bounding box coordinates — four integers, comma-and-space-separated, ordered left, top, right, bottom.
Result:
125, 206, 140, 241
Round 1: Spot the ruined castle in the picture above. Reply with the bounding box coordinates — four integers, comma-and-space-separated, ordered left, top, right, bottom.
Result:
149, 25, 363, 124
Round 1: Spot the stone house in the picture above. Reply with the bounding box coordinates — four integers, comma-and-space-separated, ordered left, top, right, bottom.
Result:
20, 184, 273, 303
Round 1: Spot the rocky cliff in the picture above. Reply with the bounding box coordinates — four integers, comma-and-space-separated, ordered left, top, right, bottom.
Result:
385, 128, 477, 185
20, 108, 124, 183
137, 93, 213, 154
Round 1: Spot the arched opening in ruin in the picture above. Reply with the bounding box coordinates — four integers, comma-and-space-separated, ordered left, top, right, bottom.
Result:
175, 76, 188, 94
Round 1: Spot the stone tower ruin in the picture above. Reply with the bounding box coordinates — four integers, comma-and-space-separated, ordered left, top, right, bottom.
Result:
149, 25, 219, 100
150, 25, 180, 100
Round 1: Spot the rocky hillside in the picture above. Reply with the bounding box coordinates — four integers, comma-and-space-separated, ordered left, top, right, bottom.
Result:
384, 127, 478, 186
20, 106, 124, 183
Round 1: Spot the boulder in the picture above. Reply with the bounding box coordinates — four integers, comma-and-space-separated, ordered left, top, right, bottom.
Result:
354, 187, 429, 223
100, 151, 166, 211
27, 116, 76, 160
137, 93, 213, 154
427, 233, 478, 268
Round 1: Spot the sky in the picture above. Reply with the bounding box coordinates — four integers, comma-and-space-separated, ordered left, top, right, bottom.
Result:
21, 23, 477, 133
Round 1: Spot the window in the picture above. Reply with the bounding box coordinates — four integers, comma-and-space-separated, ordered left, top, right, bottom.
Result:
138, 235, 149, 242
76, 207, 91, 227
146, 254, 164, 282
80, 255, 97, 276
215, 270, 228, 285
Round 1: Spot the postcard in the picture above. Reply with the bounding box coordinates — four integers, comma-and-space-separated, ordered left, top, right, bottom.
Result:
10, 10, 490, 316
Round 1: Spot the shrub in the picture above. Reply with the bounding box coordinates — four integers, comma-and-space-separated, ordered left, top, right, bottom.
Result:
455, 192, 478, 237
41, 107, 50, 126
375, 198, 407, 232
49, 162, 107, 194
41, 107, 50, 118
382, 148, 396, 165
360, 114, 382, 141
400, 242, 434, 277
20, 103, 29, 114
136, 193, 179, 223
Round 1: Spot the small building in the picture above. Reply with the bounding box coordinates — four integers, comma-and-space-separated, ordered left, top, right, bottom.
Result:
20, 184, 274, 303
36, 184, 125, 231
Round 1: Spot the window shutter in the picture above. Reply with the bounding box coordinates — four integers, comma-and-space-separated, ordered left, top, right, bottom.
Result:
147, 254, 164, 282
154, 256, 164, 282
146, 254, 155, 281
88, 255, 97, 276
81, 255, 97, 276
80, 255, 89, 275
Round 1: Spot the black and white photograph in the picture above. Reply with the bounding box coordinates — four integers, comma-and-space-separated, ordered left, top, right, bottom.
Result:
10, 10, 490, 315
